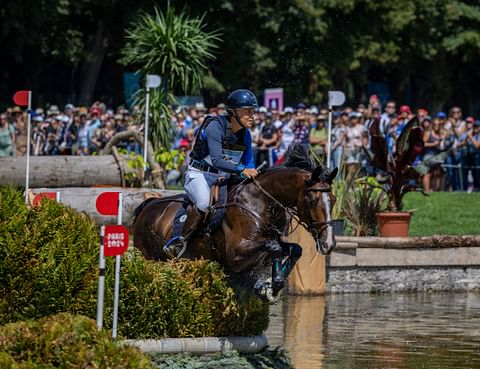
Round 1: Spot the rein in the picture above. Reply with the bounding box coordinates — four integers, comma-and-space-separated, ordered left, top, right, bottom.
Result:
250, 178, 332, 237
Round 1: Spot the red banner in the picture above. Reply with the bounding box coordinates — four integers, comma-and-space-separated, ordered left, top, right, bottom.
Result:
96, 192, 119, 216
33, 192, 57, 207
13, 90, 30, 107
103, 225, 129, 257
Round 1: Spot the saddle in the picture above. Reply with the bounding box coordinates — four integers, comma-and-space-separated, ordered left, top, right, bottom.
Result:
171, 177, 232, 240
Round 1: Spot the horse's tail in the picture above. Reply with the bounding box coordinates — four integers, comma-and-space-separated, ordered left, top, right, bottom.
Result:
131, 197, 159, 225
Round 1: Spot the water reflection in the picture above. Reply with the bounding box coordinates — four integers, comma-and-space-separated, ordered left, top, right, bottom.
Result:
265, 293, 480, 369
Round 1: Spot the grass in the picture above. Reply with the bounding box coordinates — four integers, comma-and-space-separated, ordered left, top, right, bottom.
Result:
402, 192, 480, 236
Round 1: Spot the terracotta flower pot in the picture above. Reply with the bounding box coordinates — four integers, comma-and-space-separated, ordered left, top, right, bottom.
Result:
377, 212, 412, 237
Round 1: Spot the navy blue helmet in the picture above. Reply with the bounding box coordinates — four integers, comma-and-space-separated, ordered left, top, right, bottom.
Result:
227, 89, 258, 110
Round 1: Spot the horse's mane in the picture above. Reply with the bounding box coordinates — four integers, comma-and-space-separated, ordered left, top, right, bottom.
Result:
283, 144, 315, 172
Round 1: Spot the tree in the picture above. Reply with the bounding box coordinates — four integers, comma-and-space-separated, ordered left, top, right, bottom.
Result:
120, 3, 221, 149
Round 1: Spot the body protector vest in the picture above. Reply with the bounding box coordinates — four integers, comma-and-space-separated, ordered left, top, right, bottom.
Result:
190, 115, 247, 168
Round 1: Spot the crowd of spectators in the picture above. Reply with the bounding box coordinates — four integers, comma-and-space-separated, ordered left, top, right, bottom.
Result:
1, 97, 479, 192
172, 98, 480, 192
0, 102, 141, 157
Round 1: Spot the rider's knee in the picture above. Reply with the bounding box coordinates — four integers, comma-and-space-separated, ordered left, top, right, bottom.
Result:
196, 197, 210, 213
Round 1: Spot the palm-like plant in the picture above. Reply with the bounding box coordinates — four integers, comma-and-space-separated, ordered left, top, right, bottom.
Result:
366, 117, 425, 211
120, 4, 221, 149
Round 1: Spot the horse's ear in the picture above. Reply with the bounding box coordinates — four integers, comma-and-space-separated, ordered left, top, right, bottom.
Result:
326, 167, 338, 185
311, 166, 323, 181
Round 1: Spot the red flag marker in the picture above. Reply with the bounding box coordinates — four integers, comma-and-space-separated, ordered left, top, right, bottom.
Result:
33, 192, 57, 207
13, 90, 30, 107
96, 192, 120, 216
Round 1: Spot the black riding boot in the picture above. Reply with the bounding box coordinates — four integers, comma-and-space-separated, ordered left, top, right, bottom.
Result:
163, 207, 205, 259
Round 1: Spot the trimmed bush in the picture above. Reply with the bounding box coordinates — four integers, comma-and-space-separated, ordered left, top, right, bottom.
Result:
0, 187, 100, 323
0, 313, 153, 369
0, 187, 268, 338
116, 257, 268, 338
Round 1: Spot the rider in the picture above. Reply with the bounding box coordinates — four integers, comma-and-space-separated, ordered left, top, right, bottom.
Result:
164, 89, 260, 257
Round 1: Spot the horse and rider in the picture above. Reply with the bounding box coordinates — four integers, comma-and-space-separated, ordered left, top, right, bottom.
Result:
133, 89, 337, 299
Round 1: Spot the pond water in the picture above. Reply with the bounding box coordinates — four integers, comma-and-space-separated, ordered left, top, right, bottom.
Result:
265, 293, 480, 369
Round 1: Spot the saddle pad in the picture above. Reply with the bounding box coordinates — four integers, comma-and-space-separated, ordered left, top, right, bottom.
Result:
171, 196, 191, 238
209, 182, 228, 231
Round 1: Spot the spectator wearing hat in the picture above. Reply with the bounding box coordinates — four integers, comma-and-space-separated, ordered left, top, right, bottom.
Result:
292, 112, 310, 147
87, 107, 102, 153
0, 113, 15, 157
256, 112, 278, 167
309, 115, 328, 165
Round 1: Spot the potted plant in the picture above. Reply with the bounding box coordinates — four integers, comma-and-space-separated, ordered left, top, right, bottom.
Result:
366, 117, 425, 237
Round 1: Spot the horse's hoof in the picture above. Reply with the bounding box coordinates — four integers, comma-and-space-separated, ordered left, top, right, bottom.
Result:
254, 278, 281, 303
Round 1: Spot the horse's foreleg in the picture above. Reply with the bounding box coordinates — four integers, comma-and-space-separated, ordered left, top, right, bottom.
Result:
278, 241, 302, 282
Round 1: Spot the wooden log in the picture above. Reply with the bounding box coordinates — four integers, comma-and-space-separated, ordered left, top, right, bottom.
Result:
336, 235, 480, 248
30, 187, 182, 227
0, 156, 122, 188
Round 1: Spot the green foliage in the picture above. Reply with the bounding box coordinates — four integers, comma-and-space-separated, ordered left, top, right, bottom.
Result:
121, 4, 221, 94
155, 148, 185, 171
116, 256, 269, 338
0, 187, 268, 338
150, 347, 294, 369
0, 313, 154, 369
0, 187, 100, 324
341, 177, 387, 236
120, 3, 221, 149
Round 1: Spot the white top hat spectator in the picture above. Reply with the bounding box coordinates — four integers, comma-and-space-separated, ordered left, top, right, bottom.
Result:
47, 105, 60, 115
258, 106, 268, 113
284, 106, 294, 114
65, 103, 75, 111
195, 102, 207, 111
35, 108, 44, 116
310, 106, 319, 115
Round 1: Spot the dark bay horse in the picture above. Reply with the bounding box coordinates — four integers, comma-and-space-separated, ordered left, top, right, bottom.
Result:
133, 164, 337, 299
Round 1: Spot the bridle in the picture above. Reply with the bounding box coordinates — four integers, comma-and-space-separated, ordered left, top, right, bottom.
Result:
250, 178, 333, 240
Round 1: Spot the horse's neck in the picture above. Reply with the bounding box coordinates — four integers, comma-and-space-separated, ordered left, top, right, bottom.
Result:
255, 169, 306, 207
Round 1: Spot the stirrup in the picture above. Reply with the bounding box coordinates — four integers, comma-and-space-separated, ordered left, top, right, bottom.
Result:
163, 236, 188, 259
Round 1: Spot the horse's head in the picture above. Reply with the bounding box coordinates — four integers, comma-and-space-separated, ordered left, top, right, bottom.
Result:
300, 166, 338, 254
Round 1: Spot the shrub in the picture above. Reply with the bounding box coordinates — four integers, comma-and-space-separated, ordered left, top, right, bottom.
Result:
0, 187, 100, 323
0, 187, 268, 338
0, 313, 153, 369
116, 256, 269, 338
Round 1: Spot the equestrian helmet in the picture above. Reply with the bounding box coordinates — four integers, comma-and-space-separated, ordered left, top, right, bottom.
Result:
227, 89, 259, 110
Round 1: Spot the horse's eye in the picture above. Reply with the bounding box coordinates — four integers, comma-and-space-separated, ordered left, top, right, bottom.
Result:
308, 194, 319, 207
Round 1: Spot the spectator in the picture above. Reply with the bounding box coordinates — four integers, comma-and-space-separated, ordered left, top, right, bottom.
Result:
0, 113, 15, 156
422, 118, 444, 192
309, 114, 328, 164
344, 112, 364, 175
256, 112, 278, 167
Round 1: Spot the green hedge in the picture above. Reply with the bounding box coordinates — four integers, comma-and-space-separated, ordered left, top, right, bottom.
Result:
0, 187, 268, 338
0, 313, 153, 369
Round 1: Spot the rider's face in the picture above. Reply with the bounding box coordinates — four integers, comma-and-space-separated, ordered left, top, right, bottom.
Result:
236, 108, 256, 128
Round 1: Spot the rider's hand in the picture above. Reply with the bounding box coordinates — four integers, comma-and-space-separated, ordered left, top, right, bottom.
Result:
242, 168, 259, 179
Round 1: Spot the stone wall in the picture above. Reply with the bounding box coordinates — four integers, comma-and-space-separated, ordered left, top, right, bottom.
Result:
327, 267, 480, 293
328, 237, 480, 293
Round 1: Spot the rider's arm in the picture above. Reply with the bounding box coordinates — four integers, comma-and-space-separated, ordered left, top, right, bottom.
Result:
241, 129, 255, 169
204, 120, 243, 173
